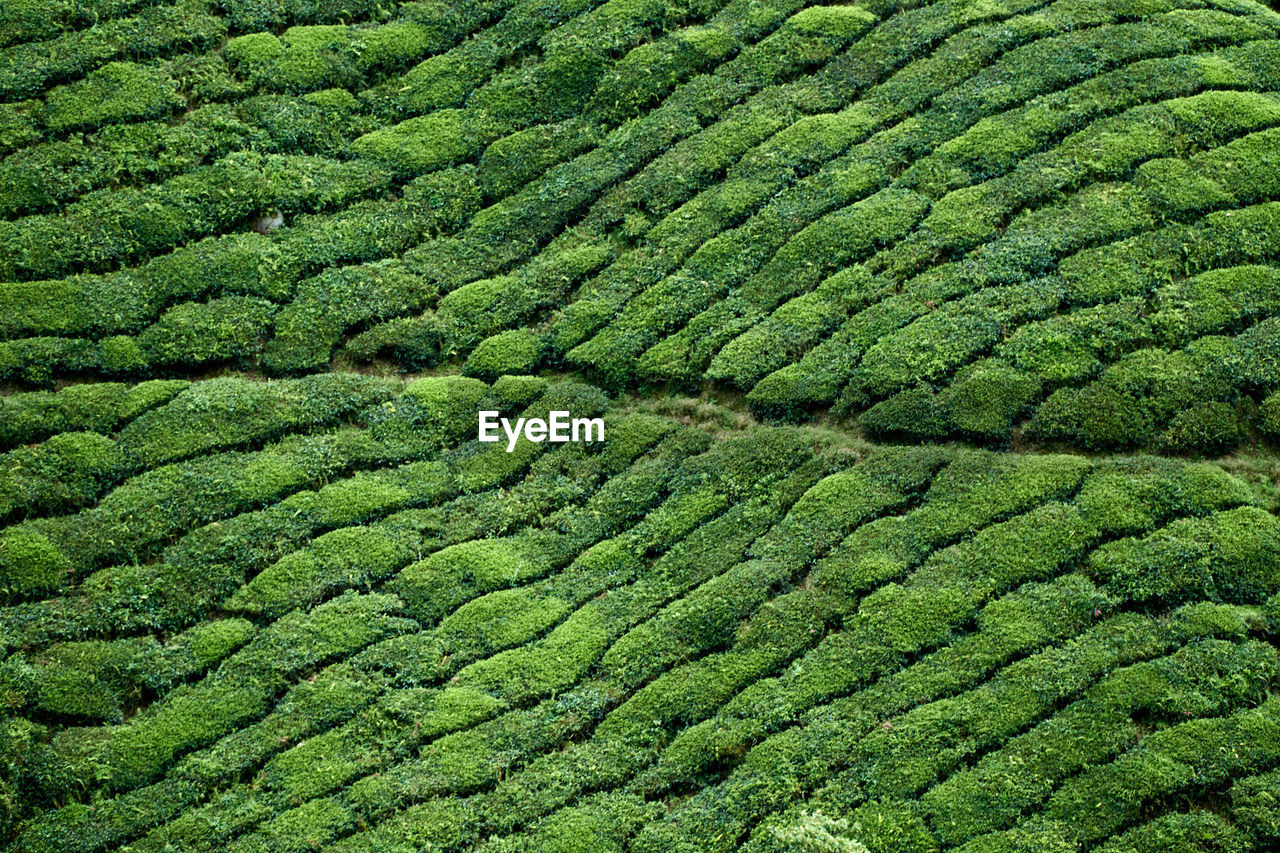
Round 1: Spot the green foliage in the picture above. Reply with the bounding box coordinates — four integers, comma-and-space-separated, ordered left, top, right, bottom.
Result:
0, 0, 225, 102
1087, 506, 1280, 605
351, 110, 504, 178
1263, 392, 1280, 438
1159, 400, 1249, 457
138, 297, 277, 370
44, 61, 183, 132
117, 374, 396, 468
478, 120, 599, 201
0, 528, 69, 603
463, 328, 544, 380
0, 431, 124, 520
5, 1, 1280, 850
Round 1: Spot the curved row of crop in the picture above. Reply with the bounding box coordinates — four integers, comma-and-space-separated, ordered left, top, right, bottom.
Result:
1, 376, 830, 847
2, 0, 1239, 343
0, 0, 903, 385
285, 454, 1277, 852
3, 372, 1277, 851
1, 0, 1268, 457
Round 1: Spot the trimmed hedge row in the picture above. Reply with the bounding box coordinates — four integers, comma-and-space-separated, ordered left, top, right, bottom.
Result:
920, 637, 1279, 845
0, 166, 479, 348
14, 438, 1264, 853
227, 411, 683, 620
627, 5, 1280, 389
5, 414, 808, 845
293, 0, 892, 371
566, 0, 1201, 383
632, 455, 1252, 798
661, 598, 1271, 853
749, 143, 1280, 444
606, 450, 1259, 845
0, 0, 511, 216
320, 454, 1094, 847
0, 379, 187, 450
0, 0, 226, 103
7, 2, 1280, 850
0, 90, 370, 218
157, 436, 819, 850
0, 373, 490, 606
0, 151, 394, 282
857, 200, 1280, 447
0, 0, 865, 384
0, 618, 257, 722
8, 0, 1277, 442
211, 445, 909, 850
0, 0, 165, 51
952, 697, 1280, 852
0, 378, 630, 644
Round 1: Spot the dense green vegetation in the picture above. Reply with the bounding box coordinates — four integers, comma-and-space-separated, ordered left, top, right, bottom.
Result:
0, 0, 1277, 452
3, 0, 1280, 850
0, 374, 1277, 853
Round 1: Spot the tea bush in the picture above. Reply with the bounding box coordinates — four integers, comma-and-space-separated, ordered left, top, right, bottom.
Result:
5, 0, 1280, 850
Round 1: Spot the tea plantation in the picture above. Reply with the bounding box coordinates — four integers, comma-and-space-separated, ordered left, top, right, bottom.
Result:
3, 0, 1280, 851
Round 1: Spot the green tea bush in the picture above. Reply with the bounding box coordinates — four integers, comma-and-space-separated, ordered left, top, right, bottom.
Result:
1158, 400, 1249, 456
0, 0, 163, 49
219, 0, 392, 32
0, 152, 394, 282
0, 379, 186, 449
7, 0, 1280, 848
0, 91, 361, 217
462, 329, 544, 380
0, 432, 124, 521
137, 297, 277, 370
477, 120, 601, 201
117, 374, 397, 467
0, 0, 226, 102
43, 60, 183, 132
921, 637, 1279, 845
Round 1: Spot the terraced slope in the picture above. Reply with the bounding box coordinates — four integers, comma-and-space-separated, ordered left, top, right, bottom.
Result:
0, 374, 1277, 853
4, 2, 1280, 852
2, 0, 1279, 452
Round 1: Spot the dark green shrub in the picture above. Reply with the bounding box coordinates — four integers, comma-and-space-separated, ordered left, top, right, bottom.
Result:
226, 26, 361, 93
940, 361, 1042, 441
1158, 401, 1247, 457
218, 0, 389, 31
999, 299, 1150, 385
0, 152, 394, 282
478, 120, 599, 201
463, 329, 544, 380
1031, 384, 1154, 450
99, 336, 149, 375
264, 264, 435, 375
0, 379, 185, 448
860, 385, 949, 441
0, 337, 99, 387
117, 374, 397, 467
0, 99, 42, 154
0, 0, 226, 102
0, 0, 162, 48
0, 528, 70, 603
0, 431, 124, 520
1087, 506, 1280, 605
391, 375, 488, 444
1231, 768, 1280, 846
138, 297, 277, 369
343, 315, 443, 369
44, 61, 183, 132
350, 110, 503, 178
1262, 392, 1280, 438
